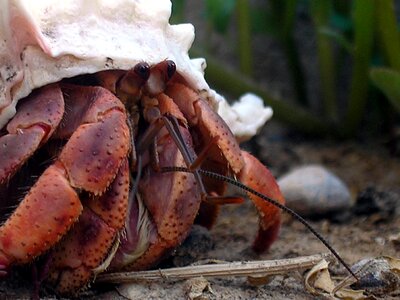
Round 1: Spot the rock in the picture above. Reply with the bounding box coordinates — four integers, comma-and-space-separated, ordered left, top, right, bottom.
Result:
352, 186, 400, 220
350, 257, 400, 296
277, 165, 352, 217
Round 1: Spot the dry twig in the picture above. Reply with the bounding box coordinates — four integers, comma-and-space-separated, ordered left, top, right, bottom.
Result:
96, 253, 334, 284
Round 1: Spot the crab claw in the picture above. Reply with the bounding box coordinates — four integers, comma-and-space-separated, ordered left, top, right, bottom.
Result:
238, 151, 285, 253
0, 162, 83, 274
47, 159, 129, 293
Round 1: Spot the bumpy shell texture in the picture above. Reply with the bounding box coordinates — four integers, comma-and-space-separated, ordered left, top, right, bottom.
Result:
0, 0, 272, 138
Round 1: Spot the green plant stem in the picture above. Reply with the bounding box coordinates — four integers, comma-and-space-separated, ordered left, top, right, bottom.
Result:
282, 38, 309, 107
310, 0, 337, 121
191, 48, 331, 135
375, 0, 400, 71
343, 0, 374, 136
282, 0, 309, 107
271, 0, 308, 107
236, 0, 253, 76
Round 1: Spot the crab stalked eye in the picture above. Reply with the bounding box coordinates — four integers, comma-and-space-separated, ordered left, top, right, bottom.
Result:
166, 60, 176, 79
134, 62, 150, 81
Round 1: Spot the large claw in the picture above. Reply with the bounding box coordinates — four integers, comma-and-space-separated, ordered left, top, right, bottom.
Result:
0, 85, 131, 281
0, 163, 83, 275
0, 84, 64, 183
238, 151, 285, 253
59, 85, 130, 195
47, 159, 129, 293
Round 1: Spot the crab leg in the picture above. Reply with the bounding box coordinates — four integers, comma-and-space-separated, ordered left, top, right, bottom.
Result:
166, 83, 284, 252
0, 85, 130, 277
0, 84, 64, 183
165, 83, 243, 227
166, 82, 244, 173
126, 128, 201, 270
238, 151, 285, 253
110, 94, 203, 271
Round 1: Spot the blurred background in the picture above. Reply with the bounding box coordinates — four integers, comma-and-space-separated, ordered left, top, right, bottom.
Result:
171, 0, 400, 151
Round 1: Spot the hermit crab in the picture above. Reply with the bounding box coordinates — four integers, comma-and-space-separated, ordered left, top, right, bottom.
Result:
0, 0, 284, 294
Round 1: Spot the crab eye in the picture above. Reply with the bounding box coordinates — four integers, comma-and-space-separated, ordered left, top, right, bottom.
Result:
166, 60, 176, 79
134, 62, 150, 80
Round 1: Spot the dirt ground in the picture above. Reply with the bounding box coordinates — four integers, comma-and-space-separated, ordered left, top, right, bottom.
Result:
1, 122, 400, 299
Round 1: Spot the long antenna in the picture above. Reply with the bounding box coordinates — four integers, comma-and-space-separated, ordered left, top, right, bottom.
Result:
161, 166, 358, 281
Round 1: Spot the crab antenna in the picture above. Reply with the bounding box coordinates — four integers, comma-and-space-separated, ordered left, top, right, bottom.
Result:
161, 166, 358, 281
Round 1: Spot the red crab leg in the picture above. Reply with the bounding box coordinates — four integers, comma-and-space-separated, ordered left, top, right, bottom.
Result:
165, 83, 243, 227
111, 95, 202, 271
238, 151, 285, 253
0, 84, 64, 183
47, 159, 129, 293
129, 129, 201, 270
0, 162, 83, 275
165, 82, 244, 173
0, 85, 130, 277
166, 83, 284, 252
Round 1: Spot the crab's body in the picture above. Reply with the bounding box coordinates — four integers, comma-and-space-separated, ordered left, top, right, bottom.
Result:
0, 0, 283, 295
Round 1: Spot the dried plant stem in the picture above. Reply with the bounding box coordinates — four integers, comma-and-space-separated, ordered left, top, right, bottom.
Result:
97, 253, 334, 284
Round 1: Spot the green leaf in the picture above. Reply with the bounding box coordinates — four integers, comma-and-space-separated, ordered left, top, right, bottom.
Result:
376, 0, 400, 71
205, 0, 237, 34
318, 27, 353, 54
370, 67, 400, 112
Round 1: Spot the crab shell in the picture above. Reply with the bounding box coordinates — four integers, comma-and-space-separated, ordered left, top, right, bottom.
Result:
0, 0, 272, 139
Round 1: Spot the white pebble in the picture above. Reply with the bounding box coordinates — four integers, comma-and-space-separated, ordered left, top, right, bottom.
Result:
278, 165, 352, 216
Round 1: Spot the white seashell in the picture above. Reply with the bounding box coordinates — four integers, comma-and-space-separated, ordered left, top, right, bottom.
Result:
0, 0, 272, 138
217, 93, 273, 142
278, 165, 352, 216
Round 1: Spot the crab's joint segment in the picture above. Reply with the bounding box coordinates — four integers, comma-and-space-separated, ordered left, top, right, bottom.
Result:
189, 135, 220, 171
0, 85, 64, 183
203, 195, 245, 205
136, 110, 208, 200
237, 152, 285, 253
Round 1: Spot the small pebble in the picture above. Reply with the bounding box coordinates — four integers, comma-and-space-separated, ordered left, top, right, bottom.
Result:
185, 277, 213, 300
351, 257, 400, 296
278, 165, 352, 217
